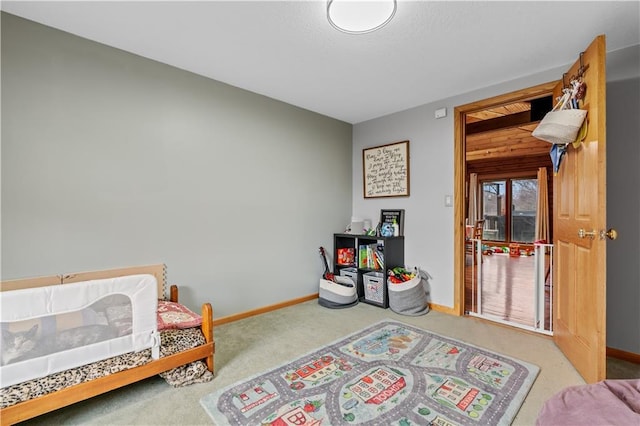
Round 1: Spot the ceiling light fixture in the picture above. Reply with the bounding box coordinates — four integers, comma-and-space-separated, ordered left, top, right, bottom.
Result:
327, 0, 397, 35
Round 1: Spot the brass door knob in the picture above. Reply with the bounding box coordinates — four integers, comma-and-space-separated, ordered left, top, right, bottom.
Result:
601, 228, 618, 240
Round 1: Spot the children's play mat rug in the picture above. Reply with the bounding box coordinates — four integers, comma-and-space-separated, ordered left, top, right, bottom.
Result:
201, 320, 539, 425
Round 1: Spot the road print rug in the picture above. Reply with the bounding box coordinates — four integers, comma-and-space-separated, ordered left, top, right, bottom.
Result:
201, 320, 539, 425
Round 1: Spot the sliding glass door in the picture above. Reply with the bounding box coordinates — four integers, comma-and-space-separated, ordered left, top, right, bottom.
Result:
482, 180, 505, 241
511, 178, 537, 243
481, 177, 537, 243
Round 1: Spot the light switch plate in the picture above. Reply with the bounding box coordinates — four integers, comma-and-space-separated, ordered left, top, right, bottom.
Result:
445, 195, 453, 207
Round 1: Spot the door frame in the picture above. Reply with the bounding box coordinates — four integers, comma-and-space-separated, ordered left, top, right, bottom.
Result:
453, 81, 558, 316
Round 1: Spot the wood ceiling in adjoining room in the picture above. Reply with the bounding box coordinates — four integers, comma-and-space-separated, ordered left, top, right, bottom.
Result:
465, 98, 552, 168
466, 102, 531, 123
466, 123, 551, 163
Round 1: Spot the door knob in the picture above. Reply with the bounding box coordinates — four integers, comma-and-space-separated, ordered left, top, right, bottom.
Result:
578, 228, 596, 239
600, 228, 618, 240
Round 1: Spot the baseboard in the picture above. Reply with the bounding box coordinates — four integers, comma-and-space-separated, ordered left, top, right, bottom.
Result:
214, 293, 319, 326
428, 302, 458, 316
607, 346, 640, 364
214, 297, 459, 326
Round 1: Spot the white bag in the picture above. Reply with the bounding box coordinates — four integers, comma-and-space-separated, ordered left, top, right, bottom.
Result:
532, 109, 587, 145
532, 90, 587, 145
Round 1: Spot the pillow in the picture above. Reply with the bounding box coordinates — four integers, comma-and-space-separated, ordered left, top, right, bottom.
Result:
157, 300, 202, 331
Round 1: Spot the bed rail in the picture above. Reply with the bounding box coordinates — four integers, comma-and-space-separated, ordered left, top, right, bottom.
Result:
0, 269, 214, 426
1, 264, 167, 299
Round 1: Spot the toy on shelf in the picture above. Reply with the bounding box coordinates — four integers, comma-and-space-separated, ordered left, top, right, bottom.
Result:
337, 248, 355, 266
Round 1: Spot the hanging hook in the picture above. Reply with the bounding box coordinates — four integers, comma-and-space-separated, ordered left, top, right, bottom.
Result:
577, 51, 589, 78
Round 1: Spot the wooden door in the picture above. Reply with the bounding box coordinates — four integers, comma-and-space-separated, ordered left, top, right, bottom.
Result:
553, 35, 607, 383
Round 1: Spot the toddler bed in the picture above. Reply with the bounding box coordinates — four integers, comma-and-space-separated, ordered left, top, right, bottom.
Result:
0, 264, 215, 425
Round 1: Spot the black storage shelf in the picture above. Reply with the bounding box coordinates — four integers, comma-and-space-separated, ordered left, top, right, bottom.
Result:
333, 233, 405, 308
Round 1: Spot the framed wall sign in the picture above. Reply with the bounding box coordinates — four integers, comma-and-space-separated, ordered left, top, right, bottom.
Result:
363, 140, 410, 198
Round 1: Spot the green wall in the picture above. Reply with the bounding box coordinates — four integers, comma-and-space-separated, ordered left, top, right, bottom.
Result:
1, 12, 353, 316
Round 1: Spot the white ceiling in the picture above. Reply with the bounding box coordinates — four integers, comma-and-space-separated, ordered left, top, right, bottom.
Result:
2, 1, 639, 124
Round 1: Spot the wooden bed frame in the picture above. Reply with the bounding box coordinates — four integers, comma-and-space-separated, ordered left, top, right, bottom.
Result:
0, 264, 215, 425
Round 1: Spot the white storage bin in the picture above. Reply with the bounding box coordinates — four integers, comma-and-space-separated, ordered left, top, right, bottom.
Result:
363, 271, 385, 304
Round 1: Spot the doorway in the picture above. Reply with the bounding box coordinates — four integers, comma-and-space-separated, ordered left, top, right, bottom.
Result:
453, 82, 557, 333
455, 35, 612, 384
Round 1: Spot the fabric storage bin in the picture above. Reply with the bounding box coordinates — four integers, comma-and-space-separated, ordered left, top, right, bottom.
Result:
388, 273, 429, 316
340, 267, 358, 284
363, 271, 385, 305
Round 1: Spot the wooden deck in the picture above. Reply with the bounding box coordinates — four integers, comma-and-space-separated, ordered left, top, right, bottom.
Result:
465, 252, 552, 332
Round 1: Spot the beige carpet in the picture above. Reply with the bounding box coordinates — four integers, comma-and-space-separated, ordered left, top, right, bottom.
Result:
17, 299, 638, 425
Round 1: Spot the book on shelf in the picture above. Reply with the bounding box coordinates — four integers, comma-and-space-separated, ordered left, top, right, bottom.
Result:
374, 248, 384, 270
373, 244, 384, 270
359, 243, 384, 270
359, 245, 368, 269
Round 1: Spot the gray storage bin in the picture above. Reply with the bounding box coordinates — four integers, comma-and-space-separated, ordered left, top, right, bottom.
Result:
340, 267, 358, 284
363, 271, 385, 304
